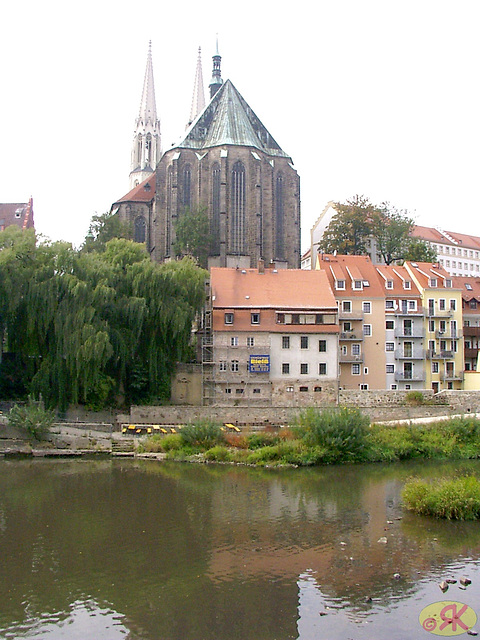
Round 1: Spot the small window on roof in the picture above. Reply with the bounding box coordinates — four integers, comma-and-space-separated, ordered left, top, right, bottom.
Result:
466, 283, 473, 290
336, 280, 345, 290
386, 280, 394, 289
404, 280, 411, 289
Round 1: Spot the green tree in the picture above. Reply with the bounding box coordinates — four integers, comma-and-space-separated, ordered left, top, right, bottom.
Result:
403, 237, 438, 262
173, 207, 213, 268
81, 211, 132, 253
318, 195, 374, 255
372, 204, 415, 265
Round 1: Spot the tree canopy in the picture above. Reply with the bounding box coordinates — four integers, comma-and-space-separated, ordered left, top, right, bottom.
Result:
0, 225, 207, 410
318, 195, 435, 265
173, 207, 213, 269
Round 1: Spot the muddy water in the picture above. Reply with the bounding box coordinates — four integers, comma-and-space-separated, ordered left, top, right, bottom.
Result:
1, 458, 480, 639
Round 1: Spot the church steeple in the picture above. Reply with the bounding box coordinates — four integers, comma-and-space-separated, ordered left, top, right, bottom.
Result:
209, 37, 223, 99
187, 47, 206, 127
129, 41, 162, 189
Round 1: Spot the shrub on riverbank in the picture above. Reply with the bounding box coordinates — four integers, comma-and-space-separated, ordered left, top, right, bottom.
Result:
7, 396, 54, 441
402, 476, 480, 520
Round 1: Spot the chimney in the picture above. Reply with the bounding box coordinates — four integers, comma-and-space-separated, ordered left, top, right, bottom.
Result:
268, 260, 276, 270
258, 259, 265, 274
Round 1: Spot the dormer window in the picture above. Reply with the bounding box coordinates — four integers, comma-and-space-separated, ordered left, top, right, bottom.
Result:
224, 312, 234, 324
353, 280, 363, 290
429, 278, 437, 287
386, 280, 394, 289
336, 280, 345, 290
404, 280, 411, 290
445, 279, 452, 288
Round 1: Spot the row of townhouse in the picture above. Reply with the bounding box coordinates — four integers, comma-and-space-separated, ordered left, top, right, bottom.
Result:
203, 256, 468, 406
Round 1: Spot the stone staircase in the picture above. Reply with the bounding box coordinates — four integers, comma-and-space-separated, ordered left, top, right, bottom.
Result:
111, 438, 135, 455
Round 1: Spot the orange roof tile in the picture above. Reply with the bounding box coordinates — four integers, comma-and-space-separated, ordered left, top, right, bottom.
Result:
317, 254, 384, 297
412, 225, 480, 250
452, 277, 480, 302
375, 265, 421, 297
114, 175, 155, 204
210, 267, 337, 310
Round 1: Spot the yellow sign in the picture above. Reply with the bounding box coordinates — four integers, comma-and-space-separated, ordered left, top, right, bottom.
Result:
419, 601, 477, 636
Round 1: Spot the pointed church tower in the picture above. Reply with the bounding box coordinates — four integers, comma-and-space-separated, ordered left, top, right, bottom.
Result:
209, 37, 223, 99
187, 47, 206, 128
129, 42, 162, 189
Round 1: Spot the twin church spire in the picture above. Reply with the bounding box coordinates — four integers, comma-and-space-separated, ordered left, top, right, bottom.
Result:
129, 42, 222, 188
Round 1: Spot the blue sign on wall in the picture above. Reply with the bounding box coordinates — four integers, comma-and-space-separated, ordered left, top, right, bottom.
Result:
249, 355, 270, 373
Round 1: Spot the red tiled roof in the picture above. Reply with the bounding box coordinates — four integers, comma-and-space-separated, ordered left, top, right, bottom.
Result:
114, 175, 155, 204
210, 267, 337, 310
452, 276, 480, 302
317, 254, 385, 297
0, 198, 34, 231
375, 264, 421, 297
412, 225, 480, 250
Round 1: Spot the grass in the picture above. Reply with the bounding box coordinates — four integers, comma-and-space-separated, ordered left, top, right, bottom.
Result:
137, 412, 480, 468
402, 475, 480, 520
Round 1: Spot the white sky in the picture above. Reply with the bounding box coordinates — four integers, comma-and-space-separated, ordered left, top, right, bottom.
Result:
1, 0, 479, 252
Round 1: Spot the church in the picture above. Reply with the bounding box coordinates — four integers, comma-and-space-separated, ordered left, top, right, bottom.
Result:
112, 44, 301, 269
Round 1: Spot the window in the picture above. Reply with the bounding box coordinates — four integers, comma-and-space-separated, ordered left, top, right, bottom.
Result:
450, 299, 456, 311
219, 361, 227, 372
251, 313, 260, 324
225, 313, 234, 324
300, 336, 309, 349
230, 161, 246, 253
439, 299, 446, 311
342, 300, 352, 313
364, 367, 369, 375
386, 320, 394, 330
352, 343, 360, 355
386, 342, 394, 352
314, 386, 322, 392
225, 388, 232, 394
360, 384, 368, 390
343, 322, 352, 332
386, 300, 395, 309
336, 280, 345, 290
352, 363, 361, 375
391, 384, 397, 390
282, 336, 290, 349
363, 301, 371, 313
470, 300, 477, 309
235, 388, 244, 394
134, 216, 146, 243
253, 388, 261, 394
432, 362, 439, 373
386, 280, 394, 289
231, 360, 239, 372
408, 300, 417, 311
386, 364, 394, 374
230, 337, 238, 347
446, 279, 452, 288
404, 280, 411, 290
318, 340, 327, 352
429, 320, 435, 332
354, 280, 363, 290
300, 363, 309, 375
247, 337, 255, 347
299, 386, 309, 392
282, 363, 290, 375
286, 386, 294, 392
319, 363, 327, 375
363, 324, 372, 337
429, 278, 437, 287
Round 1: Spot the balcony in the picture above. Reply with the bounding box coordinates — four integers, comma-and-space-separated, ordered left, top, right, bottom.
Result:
435, 331, 462, 340
465, 348, 479, 359
427, 349, 454, 359
394, 328, 425, 339
339, 311, 364, 321
463, 326, 480, 337
394, 372, 426, 382
339, 354, 364, 363
394, 306, 425, 317
427, 309, 453, 318
340, 332, 363, 341
394, 349, 426, 360
441, 372, 464, 382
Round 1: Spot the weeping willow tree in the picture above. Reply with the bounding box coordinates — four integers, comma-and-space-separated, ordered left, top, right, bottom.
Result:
0, 228, 207, 409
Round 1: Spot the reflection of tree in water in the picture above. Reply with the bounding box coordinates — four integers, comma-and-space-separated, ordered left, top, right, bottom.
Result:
2, 459, 480, 639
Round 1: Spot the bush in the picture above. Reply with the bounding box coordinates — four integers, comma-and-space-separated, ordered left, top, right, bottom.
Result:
180, 419, 224, 449
205, 445, 232, 462
7, 395, 55, 441
402, 476, 480, 520
139, 433, 182, 453
294, 407, 370, 461
405, 390, 425, 405
246, 432, 280, 449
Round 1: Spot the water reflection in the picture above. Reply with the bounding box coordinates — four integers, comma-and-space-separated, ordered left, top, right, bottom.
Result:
0, 458, 480, 639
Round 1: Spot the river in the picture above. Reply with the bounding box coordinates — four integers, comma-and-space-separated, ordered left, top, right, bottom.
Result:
1, 457, 480, 639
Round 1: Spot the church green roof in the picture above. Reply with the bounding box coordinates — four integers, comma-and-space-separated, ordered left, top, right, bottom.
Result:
174, 79, 291, 158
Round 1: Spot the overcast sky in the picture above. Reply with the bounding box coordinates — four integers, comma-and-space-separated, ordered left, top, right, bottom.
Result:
1, 0, 479, 252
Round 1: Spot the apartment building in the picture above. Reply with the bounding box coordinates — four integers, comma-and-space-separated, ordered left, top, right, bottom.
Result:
375, 264, 424, 390
412, 227, 480, 277
316, 254, 386, 390
453, 277, 480, 372
206, 264, 339, 406
405, 262, 464, 391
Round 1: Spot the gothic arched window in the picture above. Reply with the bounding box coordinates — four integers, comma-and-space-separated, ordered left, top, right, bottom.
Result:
145, 133, 152, 165
182, 164, 192, 210
134, 216, 146, 244
166, 165, 173, 256
211, 163, 221, 254
275, 172, 284, 259
136, 135, 142, 166
230, 161, 246, 254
